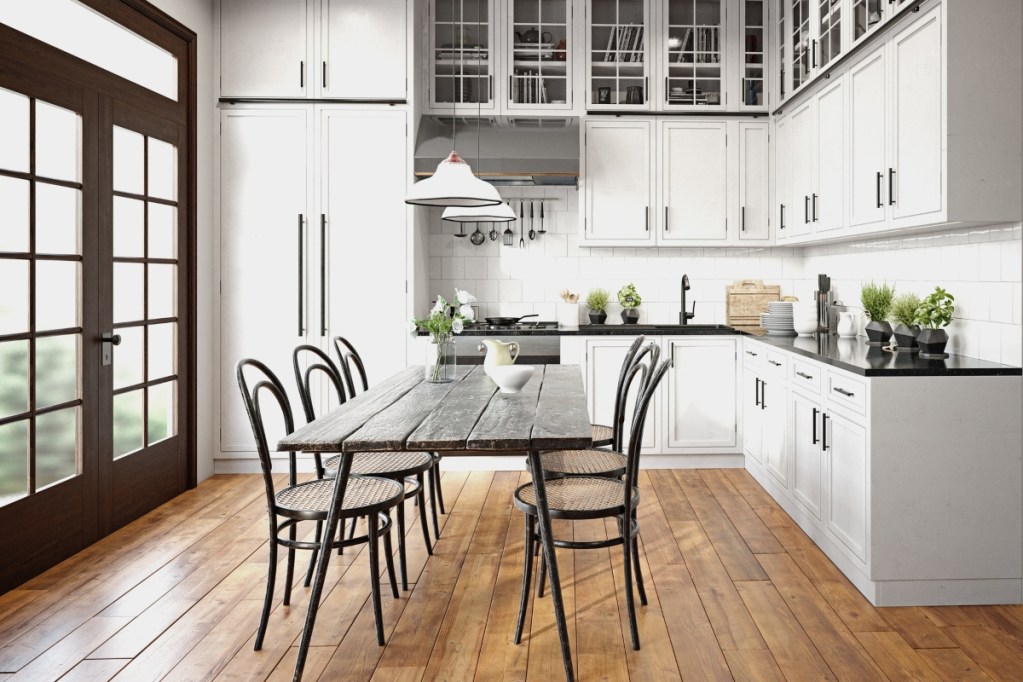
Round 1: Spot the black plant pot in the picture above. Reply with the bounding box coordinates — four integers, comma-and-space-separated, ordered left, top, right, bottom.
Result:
864, 320, 893, 346
917, 328, 949, 360
892, 323, 920, 351
588, 310, 607, 324
621, 309, 640, 324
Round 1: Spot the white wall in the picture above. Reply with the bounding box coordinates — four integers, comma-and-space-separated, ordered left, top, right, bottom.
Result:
149, 0, 215, 481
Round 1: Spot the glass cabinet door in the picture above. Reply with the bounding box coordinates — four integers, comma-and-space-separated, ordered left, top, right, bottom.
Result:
790, 0, 811, 90
739, 0, 767, 109
507, 0, 572, 109
588, 0, 650, 109
777, 0, 786, 101
431, 0, 495, 110
662, 0, 724, 108
817, 0, 841, 68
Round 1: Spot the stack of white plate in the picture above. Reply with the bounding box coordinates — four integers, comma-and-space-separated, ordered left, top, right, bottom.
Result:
760, 301, 796, 336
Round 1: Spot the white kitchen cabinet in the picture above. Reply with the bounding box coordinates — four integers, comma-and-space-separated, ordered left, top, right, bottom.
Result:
741, 363, 762, 463
582, 119, 656, 244
790, 389, 822, 519
737, 0, 769, 111
759, 371, 787, 488
660, 120, 728, 242
774, 113, 791, 236
585, 0, 654, 111
847, 45, 886, 231
659, 0, 727, 111
584, 337, 658, 451
219, 0, 408, 100
427, 0, 497, 112
824, 407, 867, 562
813, 75, 845, 233
664, 337, 737, 450
504, 0, 575, 111
785, 98, 813, 238
737, 121, 769, 240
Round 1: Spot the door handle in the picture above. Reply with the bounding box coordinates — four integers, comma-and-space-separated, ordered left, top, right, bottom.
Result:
300, 61, 304, 88
741, 206, 746, 232
645, 206, 649, 232
876, 171, 883, 208
821, 413, 830, 451
664, 206, 668, 233
812, 406, 819, 444
297, 214, 305, 337
760, 380, 766, 410
101, 332, 121, 367
795, 371, 813, 380
320, 214, 327, 337
768, 360, 782, 367
322, 61, 327, 89
804, 195, 809, 224
670, 342, 675, 368
754, 377, 760, 406
888, 168, 896, 205
812, 193, 818, 221
833, 386, 855, 398
812, 40, 817, 69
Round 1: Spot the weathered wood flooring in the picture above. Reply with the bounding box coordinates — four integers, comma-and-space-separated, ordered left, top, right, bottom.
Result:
1, 468, 1022, 681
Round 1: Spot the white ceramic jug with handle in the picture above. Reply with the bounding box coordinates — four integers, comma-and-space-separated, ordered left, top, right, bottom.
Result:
837, 311, 859, 338
479, 339, 519, 367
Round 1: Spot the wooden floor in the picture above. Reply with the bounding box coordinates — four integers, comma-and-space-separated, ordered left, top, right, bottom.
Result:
2, 469, 1023, 681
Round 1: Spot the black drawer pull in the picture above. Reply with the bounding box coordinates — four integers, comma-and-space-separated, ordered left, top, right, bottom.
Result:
812, 406, 819, 444
768, 360, 782, 367
795, 371, 814, 380
754, 377, 760, 407
833, 387, 855, 398
822, 414, 829, 451
745, 350, 758, 357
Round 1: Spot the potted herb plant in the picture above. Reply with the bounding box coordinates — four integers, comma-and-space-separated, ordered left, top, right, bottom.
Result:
411, 289, 475, 382
617, 283, 642, 324
914, 286, 955, 359
860, 281, 895, 346
585, 288, 610, 324
889, 292, 922, 351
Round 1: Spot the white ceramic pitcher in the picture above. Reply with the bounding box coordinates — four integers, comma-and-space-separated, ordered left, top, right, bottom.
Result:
837, 311, 859, 338
479, 339, 519, 367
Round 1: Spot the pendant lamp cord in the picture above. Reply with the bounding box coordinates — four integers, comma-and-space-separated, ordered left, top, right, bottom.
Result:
450, 7, 456, 150
476, 0, 482, 175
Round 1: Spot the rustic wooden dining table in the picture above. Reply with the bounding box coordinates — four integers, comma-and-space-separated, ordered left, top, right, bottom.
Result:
277, 363, 591, 682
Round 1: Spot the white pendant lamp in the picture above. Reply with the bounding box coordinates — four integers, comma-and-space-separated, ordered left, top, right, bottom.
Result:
442, 200, 516, 223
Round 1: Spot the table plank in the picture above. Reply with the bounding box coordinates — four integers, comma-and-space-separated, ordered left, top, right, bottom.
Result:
276, 366, 423, 452
407, 366, 498, 451
466, 366, 545, 451
531, 364, 593, 450
343, 365, 474, 452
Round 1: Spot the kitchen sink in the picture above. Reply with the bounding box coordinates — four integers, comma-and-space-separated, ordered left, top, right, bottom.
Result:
579, 323, 738, 333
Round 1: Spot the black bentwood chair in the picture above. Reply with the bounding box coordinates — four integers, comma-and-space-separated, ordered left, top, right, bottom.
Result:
236, 358, 404, 647
333, 336, 446, 535
295, 344, 434, 591
513, 345, 670, 651
585, 337, 648, 450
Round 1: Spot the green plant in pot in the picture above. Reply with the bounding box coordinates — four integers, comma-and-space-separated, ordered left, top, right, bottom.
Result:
888, 292, 922, 351
617, 283, 642, 324
913, 286, 955, 359
585, 288, 610, 324
860, 281, 895, 346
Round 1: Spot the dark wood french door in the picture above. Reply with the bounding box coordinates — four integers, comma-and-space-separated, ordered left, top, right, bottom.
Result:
0, 4, 195, 592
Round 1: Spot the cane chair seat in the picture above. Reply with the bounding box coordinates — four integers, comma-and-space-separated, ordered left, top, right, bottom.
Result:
514, 476, 639, 519
591, 423, 614, 447
275, 476, 404, 517
322, 451, 434, 477
538, 449, 627, 477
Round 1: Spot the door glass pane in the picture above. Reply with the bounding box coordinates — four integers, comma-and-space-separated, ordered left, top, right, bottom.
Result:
0, 340, 29, 419
0, 87, 30, 173
0, 176, 30, 252
113, 389, 144, 458
147, 322, 175, 380
0, 420, 29, 506
147, 381, 175, 444
148, 264, 176, 319
113, 326, 144, 390
35, 260, 79, 331
148, 203, 176, 259
35, 407, 78, 489
36, 334, 78, 408
113, 196, 145, 258
147, 138, 176, 201
114, 262, 145, 323
113, 126, 144, 195
35, 101, 81, 183
35, 184, 81, 255
0, 260, 30, 335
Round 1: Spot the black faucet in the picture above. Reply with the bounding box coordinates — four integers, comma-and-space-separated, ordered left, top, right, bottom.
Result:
679, 275, 695, 325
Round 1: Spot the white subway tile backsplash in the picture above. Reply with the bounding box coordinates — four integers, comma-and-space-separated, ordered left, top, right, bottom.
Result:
499, 279, 523, 303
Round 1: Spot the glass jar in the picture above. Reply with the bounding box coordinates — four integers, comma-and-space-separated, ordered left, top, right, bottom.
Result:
425, 336, 456, 383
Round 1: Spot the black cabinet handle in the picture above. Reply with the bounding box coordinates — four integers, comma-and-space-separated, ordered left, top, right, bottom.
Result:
754, 377, 760, 406
888, 168, 896, 205
795, 371, 813, 380
644, 77, 648, 102
812, 193, 818, 221
670, 341, 675, 368
741, 206, 746, 232
297, 214, 304, 336
322, 62, 327, 89
768, 360, 782, 367
761, 380, 767, 410
300, 61, 304, 88
812, 40, 817, 68
804, 195, 809, 223
780, 203, 786, 230
645, 206, 649, 232
812, 406, 819, 444
489, 74, 493, 98
876, 171, 883, 208
320, 214, 327, 337
833, 386, 855, 398
822, 413, 829, 451
664, 206, 669, 232
746, 350, 758, 357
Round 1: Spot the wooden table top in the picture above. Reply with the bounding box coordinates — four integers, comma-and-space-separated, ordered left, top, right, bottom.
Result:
277, 364, 592, 454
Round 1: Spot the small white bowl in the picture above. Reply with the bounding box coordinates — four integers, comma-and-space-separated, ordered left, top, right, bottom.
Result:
486, 364, 535, 394
793, 318, 819, 336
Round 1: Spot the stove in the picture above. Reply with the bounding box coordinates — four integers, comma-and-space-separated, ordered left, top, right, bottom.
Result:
454, 321, 561, 364
466, 320, 559, 332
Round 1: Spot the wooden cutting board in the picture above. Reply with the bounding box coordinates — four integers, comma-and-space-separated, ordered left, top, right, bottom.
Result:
726, 280, 781, 326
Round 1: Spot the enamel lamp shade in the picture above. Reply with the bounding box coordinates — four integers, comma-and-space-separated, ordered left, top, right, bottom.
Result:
405, 151, 502, 207
441, 201, 516, 223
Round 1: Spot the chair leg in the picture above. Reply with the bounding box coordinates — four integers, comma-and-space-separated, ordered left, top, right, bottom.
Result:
381, 513, 399, 599
536, 545, 546, 598
396, 494, 408, 591
304, 520, 323, 588
255, 536, 278, 651
416, 473, 433, 555
284, 522, 297, 606
514, 514, 536, 644
428, 464, 442, 540
622, 516, 640, 650
632, 535, 648, 607
367, 513, 385, 646
433, 454, 446, 514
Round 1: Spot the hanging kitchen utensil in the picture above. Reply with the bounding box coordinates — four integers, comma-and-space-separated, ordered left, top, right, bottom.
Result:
453, 222, 468, 238
470, 223, 485, 246
502, 223, 514, 246
488, 221, 498, 241
519, 200, 525, 248
528, 201, 536, 240
538, 200, 546, 234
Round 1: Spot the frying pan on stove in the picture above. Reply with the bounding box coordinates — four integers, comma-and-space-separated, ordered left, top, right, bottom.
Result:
484, 314, 539, 325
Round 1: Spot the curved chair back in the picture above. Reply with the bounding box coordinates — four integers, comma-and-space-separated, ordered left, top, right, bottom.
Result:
613, 339, 660, 452
333, 336, 369, 399
293, 344, 349, 422
610, 335, 646, 452
620, 347, 670, 495
237, 358, 297, 505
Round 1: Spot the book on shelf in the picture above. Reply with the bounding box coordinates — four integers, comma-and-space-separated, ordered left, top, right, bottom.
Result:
604, 25, 616, 61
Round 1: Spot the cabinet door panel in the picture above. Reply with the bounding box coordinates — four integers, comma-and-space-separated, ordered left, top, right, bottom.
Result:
220, 0, 309, 98
848, 48, 887, 230
792, 391, 822, 518
321, 0, 406, 99
321, 109, 407, 386
826, 411, 867, 561
738, 123, 770, 241
891, 7, 942, 221
585, 338, 656, 450
666, 338, 736, 449
742, 370, 762, 462
584, 121, 654, 242
661, 122, 728, 241
775, 115, 791, 238
787, 99, 813, 237
761, 378, 787, 486
814, 78, 844, 233
220, 109, 310, 450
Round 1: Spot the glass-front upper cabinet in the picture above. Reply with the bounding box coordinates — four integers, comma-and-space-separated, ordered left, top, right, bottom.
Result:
587, 0, 652, 109
790, 0, 811, 91
430, 0, 496, 112
777, 0, 786, 102
738, 0, 767, 110
851, 0, 912, 47
506, 0, 573, 110
817, 0, 841, 69
661, 0, 726, 109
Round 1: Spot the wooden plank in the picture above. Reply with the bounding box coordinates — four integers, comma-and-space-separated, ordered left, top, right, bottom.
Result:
344, 366, 473, 452
524, 518, 576, 682
879, 607, 956, 649
264, 646, 335, 682
723, 649, 786, 681
699, 469, 785, 554
922, 606, 981, 628
916, 648, 993, 681
635, 471, 686, 567
60, 659, 128, 682
313, 591, 408, 682
530, 364, 593, 451
854, 631, 943, 681
161, 598, 264, 681
277, 366, 423, 452
574, 519, 631, 682
407, 366, 497, 451
5, 616, 129, 682
959, 606, 1023, 659
944, 626, 1023, 680
467, 368, 545, 451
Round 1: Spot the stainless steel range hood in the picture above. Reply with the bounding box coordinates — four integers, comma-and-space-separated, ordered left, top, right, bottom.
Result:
414, 116, 578, 186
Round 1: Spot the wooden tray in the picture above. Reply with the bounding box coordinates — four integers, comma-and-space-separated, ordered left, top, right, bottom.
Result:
726, 280, 781, 326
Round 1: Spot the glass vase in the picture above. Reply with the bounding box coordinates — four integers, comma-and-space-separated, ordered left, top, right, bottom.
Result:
425, 337, 456, 383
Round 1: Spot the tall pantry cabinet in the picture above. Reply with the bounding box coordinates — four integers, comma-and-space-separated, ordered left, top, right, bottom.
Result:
216, 1, 412, 462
